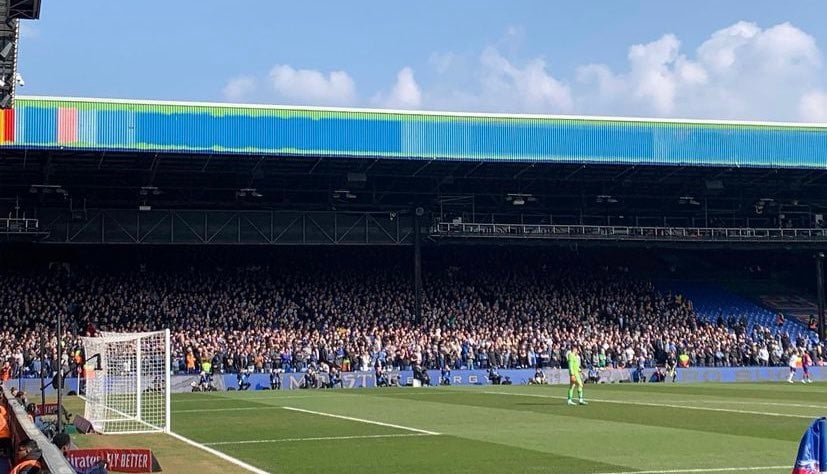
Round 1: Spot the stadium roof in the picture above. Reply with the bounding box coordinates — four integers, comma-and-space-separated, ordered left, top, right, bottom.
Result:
1, 96, 826, 169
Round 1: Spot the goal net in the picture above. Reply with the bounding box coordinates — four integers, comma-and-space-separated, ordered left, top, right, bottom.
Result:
80, 330, 171, 434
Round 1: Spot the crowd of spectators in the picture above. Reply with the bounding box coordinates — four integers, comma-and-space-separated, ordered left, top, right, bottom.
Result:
0, 248, 821, 382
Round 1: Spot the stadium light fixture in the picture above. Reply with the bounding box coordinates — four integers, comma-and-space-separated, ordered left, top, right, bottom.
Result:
333, 189, 356, 199
237, 188, 262, 198
30, 184, 65, 194
506, 193, 535, 205
15, 73, 24, 87
679, 196, 700, 206
0, 41, 14, 61
140, 186, 162, 196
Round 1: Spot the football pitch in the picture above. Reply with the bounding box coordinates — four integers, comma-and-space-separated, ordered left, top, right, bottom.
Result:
69, 383, 825, 473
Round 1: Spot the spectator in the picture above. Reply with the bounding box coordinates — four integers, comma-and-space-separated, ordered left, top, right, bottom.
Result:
54, 433, 108, 474
0, 248, 820, 383
11, 440, 42, 474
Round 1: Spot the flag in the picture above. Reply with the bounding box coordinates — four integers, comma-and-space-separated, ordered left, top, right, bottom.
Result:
793, 417, 827, 474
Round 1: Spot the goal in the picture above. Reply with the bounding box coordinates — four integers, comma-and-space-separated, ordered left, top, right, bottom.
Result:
80, 330, 171, 434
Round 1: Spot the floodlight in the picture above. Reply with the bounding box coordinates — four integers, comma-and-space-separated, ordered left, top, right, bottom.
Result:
0, 42, 14, 61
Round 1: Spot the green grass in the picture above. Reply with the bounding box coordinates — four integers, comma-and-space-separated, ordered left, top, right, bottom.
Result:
68, 383, 826, 473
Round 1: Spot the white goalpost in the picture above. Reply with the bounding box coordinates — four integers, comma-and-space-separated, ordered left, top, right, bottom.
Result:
80, 329, 171, 434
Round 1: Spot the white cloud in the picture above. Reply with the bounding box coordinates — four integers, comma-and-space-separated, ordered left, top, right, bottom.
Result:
372, 67, 422, 109
477, 47, 573, 113
222, 76, 257, 102
574, 21, 824, 121
420, 47, 573, 114
800, 91, 827, 122
222, 22, 827, 121
268, 65, 356, 106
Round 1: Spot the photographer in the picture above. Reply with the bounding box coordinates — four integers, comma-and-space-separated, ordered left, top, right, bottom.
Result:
327, 367, 343, 389
237, 369, 251, 391
487, 367, 502, 385
586, 365, 600, 384
302, 368, 318, 389
375, 364, 389, 388
412, 363, 430, 386
528, 367, 546, 385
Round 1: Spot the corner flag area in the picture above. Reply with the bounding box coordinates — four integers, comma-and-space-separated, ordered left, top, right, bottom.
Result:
64, 383, 819, 473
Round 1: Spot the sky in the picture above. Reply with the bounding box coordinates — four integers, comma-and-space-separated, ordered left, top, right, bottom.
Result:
15, 1, 827, 122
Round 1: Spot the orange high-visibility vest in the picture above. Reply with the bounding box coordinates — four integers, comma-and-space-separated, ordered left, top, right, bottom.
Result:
10, 459, 42, 474
0, 406, 10, 439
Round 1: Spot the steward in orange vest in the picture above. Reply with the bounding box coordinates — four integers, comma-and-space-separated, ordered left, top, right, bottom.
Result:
0, 362, 12, 382
0, 404, 11, 458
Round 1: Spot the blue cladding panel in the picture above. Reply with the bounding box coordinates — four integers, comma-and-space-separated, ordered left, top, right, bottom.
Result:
77, 109, 97, 145
22, 106, 56, 144
4, 97, 827, 168
96, 110, 135, 147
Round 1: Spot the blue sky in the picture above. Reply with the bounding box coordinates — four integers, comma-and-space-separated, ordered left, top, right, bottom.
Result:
16, 1, 827, 121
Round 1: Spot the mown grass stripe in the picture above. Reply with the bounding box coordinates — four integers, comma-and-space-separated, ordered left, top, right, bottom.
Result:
482, 391, 814, 419
598, 465, 789, 473
204, 433, 433, 446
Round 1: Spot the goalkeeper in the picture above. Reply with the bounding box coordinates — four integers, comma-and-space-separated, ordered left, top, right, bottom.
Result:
566, 346, 587, 406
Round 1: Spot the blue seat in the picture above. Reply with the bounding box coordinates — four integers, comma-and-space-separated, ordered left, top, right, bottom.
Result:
657, 282, 813, 342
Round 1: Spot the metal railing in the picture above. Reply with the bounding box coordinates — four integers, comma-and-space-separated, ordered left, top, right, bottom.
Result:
431, 221, 827, 243
0, 217, 40, 233
1, 386, 75, 474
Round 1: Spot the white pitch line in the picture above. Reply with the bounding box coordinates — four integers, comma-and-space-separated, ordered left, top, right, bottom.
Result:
176, 406, 282, 413
167, 431, 270, 474
282, 406, 441, 435
172, 395, 319, 404
685, 399, 827, 410
556, 398, 827, 411
482, 391, 814, 419
204, 433, 432, 446
598, 465, 789, 474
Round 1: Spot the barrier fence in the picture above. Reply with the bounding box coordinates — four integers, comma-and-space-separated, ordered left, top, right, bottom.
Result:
1, 385, 75, 473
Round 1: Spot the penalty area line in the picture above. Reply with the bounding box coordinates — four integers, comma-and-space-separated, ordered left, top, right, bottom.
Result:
204, 433, 432, 446
167, 431, 269, 474
282, 406, 441, 435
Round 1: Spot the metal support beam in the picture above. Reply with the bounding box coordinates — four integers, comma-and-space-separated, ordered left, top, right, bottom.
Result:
818, 252, 825, 341
413, 209, 422, 324
33, 208, 415, 246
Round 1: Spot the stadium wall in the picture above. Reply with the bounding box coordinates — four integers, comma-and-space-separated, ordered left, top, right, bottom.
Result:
2, 97, 827, 168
